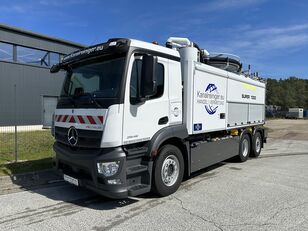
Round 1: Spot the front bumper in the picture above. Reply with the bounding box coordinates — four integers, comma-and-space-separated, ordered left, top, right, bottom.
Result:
53, 142, 128, 199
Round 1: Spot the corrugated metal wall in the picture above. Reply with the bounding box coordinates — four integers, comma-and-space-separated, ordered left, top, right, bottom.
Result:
0, 24, 82, 54
0, 26, 84, 126
0, 62, 65, 125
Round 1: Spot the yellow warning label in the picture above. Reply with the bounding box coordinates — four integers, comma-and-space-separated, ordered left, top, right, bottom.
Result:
242, 83, 256, 91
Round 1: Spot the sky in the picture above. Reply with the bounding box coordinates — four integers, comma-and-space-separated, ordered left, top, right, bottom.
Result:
1, 0, 308, 79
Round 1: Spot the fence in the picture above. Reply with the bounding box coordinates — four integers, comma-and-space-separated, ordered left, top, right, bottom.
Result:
0, 125, 54, 174
0, 76, 58, 175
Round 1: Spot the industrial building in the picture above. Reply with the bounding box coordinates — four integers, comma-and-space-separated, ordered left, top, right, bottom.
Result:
0, 24, 84, 127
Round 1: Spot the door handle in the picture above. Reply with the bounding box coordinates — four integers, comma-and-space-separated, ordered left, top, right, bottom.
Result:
158, 116, 169, 125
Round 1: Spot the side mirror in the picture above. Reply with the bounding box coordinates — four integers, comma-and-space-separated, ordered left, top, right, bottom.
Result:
140, 55, 157, 99
50, 64, 61, 73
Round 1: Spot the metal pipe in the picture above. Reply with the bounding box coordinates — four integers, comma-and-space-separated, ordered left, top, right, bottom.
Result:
166, 37, 192, 47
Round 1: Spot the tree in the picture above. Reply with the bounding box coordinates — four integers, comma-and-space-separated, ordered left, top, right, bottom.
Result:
266, 77, 308, 109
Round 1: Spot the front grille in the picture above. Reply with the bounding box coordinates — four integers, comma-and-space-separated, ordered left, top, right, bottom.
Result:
55, 126, 102, 148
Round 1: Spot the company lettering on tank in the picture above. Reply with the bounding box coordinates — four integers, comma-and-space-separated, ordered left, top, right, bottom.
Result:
196, 83, 225, 115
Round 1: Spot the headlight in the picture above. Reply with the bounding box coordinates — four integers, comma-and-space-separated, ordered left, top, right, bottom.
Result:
97, 161, 120, 177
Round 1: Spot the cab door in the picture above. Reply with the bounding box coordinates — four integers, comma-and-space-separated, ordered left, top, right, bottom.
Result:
122, 54, 169, 145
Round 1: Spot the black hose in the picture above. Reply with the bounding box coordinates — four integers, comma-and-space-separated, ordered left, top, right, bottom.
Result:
193, 42, 208, 63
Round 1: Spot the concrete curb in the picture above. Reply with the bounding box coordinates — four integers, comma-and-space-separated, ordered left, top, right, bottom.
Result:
0, 169, 63, 195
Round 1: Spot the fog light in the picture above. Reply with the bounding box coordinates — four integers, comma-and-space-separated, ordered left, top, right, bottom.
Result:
107, 179, 122, 185
97, 161, 120, 177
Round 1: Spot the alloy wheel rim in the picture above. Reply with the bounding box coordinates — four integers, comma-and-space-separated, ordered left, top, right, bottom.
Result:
161, 154, 180, 187
242, 139, 249, 157
255, 136, 261, 153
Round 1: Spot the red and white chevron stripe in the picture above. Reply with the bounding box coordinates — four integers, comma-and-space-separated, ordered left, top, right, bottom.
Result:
55, 114, 104, 125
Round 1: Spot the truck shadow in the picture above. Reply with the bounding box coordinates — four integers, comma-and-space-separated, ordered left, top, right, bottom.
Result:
0, 160, 242, 228
3, 160, 138, 211
4, 159, 231, 212
0, 182, 139, 228
29, 184, 139, 211
139, 162, 225, 199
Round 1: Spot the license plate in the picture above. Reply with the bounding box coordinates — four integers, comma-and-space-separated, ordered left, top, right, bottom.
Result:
64, 174, 79, 186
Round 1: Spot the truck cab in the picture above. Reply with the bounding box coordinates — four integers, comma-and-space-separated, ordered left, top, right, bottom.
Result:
51, 38, 267, 198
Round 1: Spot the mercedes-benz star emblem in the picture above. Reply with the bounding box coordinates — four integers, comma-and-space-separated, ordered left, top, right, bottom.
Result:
67, 127, 78, 146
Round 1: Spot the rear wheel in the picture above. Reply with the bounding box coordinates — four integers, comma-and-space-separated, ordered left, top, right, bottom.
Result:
237, 134, 251, 162
251, 132, 262, 158
152, 145, 184, 197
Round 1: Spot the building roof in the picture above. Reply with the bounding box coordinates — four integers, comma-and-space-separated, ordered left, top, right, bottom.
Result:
0, 23, 85, 48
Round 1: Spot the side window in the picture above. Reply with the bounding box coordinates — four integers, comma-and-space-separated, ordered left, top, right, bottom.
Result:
130, 58, 165, 103
130, 59, 142, 102
151, 63, 164, 99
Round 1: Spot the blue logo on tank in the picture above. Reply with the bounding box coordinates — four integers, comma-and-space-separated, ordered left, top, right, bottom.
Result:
205, 105, 218, 115
205, 83, 217, 93
205, 83, 219, 115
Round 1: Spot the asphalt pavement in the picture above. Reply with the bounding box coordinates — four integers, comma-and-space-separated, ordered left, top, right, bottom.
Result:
0, 120, 307, 231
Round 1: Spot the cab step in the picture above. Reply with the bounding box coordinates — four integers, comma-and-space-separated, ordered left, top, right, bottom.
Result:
126, 165, 148, 176
126, 161, 153, 197
126, 147, 148, 159
128, 184, 151, 196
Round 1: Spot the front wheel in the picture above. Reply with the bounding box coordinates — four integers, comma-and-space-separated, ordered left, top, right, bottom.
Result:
152, 145, 184, 197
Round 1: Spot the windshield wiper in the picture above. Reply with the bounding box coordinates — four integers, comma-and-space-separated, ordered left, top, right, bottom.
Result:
83, 93, 102, 108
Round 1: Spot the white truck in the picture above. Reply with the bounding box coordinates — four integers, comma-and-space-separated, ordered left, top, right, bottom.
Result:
51, 37, 267, 198
286, 108, 304, 119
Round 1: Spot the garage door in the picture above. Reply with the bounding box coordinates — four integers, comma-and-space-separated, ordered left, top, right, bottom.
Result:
42, 96, 58, 128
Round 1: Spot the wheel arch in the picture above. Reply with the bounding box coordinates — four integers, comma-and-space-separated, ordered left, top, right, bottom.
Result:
160, 137, 189, 178
240, 127, 253, 144
148, 125, 190, 177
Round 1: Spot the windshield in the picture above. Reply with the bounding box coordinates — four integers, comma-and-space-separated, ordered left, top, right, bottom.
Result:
61, 56, 126, 99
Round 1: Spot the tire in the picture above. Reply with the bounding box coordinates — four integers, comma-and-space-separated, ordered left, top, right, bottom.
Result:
237, 133, 251, 162
152, 145, 184, 197
250, 132, 262, 158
